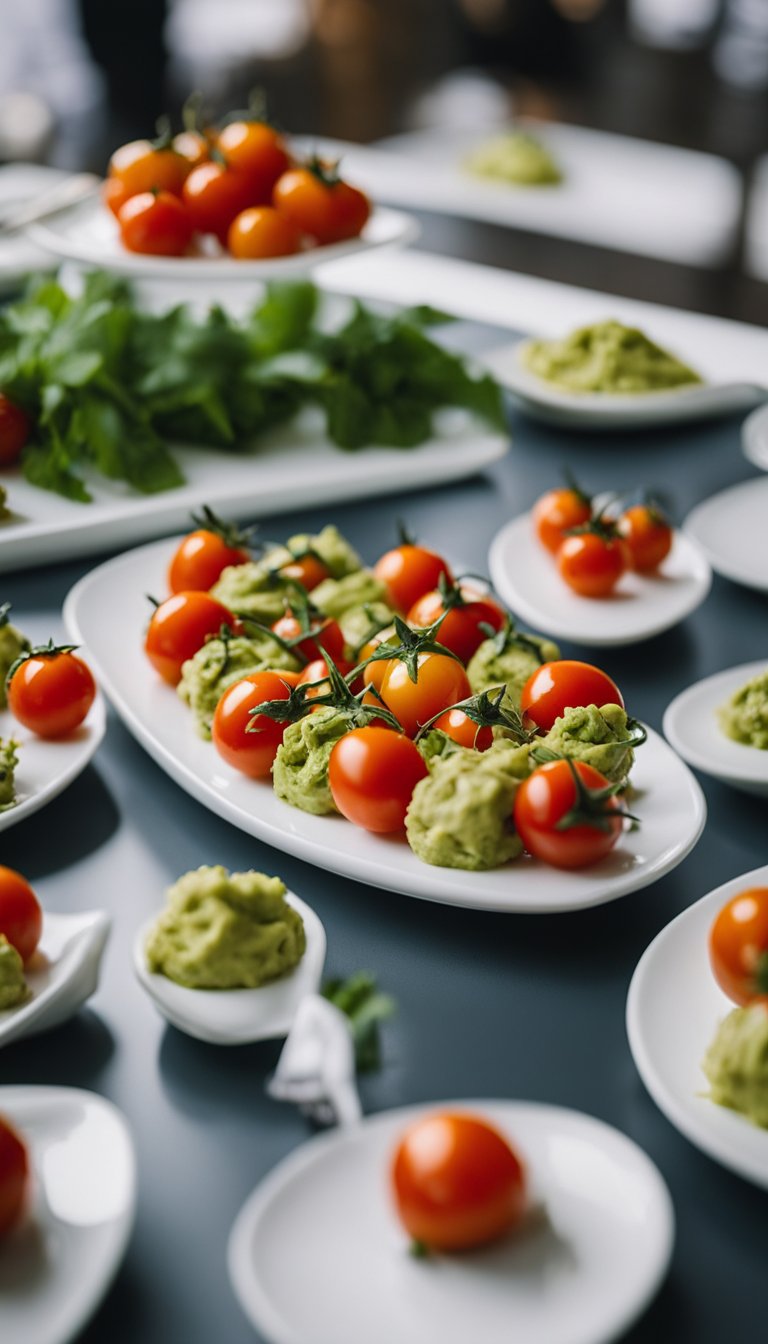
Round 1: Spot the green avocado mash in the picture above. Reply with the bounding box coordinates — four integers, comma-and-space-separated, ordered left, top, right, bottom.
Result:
178, 633, 300, 738
406, 740, 527, 870
0, 737, 19, 811
311, 570, 388, 621
338, 603, 394, 658
145, 865, 306, 990
521, 320, 701, 395
538, 703, 636, 785
210, 562, 296, 624
465, 131, 562, 186
272, 707, 349, 815
468, 629, 560, 713
0, 611, 30, 710
0, 934, 28, 1009
702, 1001, 768, 1128
718, 670, 768, 751
0, 486, 8, 519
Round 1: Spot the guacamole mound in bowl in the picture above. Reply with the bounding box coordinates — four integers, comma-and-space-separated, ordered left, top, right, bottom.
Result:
0, 614, 30, 709
465, 130, 562, 186
703, 1000, 768, 1128
0, 934, 28, 1009
718, 669, 768, 751
521, 320, 702, 396
406, 740, 529, 871
0, 737, 19, 811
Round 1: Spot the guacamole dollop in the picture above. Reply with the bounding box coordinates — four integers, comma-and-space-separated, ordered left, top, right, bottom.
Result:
0, 614, 30, 710
210, 563, 296, 624
465, 131, 562, 186
145, 865, 306, 990
521, 320, 701, 395
0, 737, 19, 811
272, 707, 349, 815
406, 741, 526, 870
718, 670, 768, 751
311, 570, 388, 621
468, 629, 560, 713
0, 934, 28, 1009
178, 633, 300, 739
703, 1002, 768, 1128
538, 703, 636, 785
338, 603, 394, 658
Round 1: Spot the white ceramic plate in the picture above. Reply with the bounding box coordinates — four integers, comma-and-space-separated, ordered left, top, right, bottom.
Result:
627, 864, 768, 1189
0, 164, 71, 295
0, 406, 508, 576
64, 536, 706, 914
488, 514, 711, 648
663, 661, 768, 796
28, 197, 418, 281
0, 910, 110, 1049
742, 401, 768, 470
684, 477, 768, 593
480, 337, 762, 430
133, 892, 326, 1045
0, 1085, 136, 1344
228, 1098, 674, 1344
0, 695, 105, 831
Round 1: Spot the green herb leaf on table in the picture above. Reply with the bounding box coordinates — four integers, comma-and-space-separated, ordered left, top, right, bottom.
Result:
322, 971, 396, 1074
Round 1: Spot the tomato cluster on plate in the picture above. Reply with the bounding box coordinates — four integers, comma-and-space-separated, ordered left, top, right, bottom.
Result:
104, 110, 371, 260
533, 480, 673, 598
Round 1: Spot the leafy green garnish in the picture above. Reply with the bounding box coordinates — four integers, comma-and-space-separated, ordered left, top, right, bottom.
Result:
322, 971, 396, 1074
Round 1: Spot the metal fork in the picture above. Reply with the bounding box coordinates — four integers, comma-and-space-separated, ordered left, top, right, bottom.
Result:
0, 173, 100, 237
267, 994, 363, 1129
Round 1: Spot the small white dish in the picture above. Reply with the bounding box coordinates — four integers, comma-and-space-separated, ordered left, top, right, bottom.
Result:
0, 910, 110, 1049
0, 695, 106, 832
684, 476, 768, 593
228, 1098, 674, 1344
0, 1084, 136, 1344
488, 514, 711, 647
742, 401, 768, 470
28, 197, 419, 281
627, 864, 768, 1190
663, 660, 768, 796
0, 163, 72, 294
481, 337, 762, 430
133, 892, 326, 1045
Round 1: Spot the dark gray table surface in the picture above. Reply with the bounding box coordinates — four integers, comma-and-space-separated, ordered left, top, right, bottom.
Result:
3, 317, 767, 1344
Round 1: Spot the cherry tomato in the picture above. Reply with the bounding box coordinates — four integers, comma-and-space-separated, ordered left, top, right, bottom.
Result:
172, 129, 210, 169
379, 652, 471, 738
617, 505, 673, 572
217, 121, 290, 200
520, 660, 623, 733
278, 554, 330, 592
0, 393, 30, 467
391, 1112, 526, 1252
273, 166, 371, 244
373, 544, 452, 614
0, 1114, 28, 1241
108, 139, 190, 198
0, 866, 42, 963
102, 175, 131, 219
709, 888, 768, 1006
118, 191, 193, 257
359, 627, 396, 694
168, 529, 250, 594
271, 612, 345, 666
227, 206, 302, 259
533, 486, 592, 555
182, 162, 258, 244
557, 532, 630, 598
406, 587, 506, 665
212, 670, 296, 778
8, 649, 96, 739
431, 707, 492, 751
144, 591, 241, 686
298, 656, 355, 700
514, 759, 623, 869
328, 726, 427, 832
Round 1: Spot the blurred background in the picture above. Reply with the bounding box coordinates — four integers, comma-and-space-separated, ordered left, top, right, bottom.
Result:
2, 0, 768, 320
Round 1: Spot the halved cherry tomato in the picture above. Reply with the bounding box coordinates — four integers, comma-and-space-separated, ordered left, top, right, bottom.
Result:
0, 1115, 28, 1240
431, 707, 492, 751
617, 505, 673, 572
278, 554, 330, 592
273, 165, 370, 244
168, 528, 250, 594
514, 759, 624, 869
557, 531, 630, 598
328, 726, 427, 831
271, 611, 345, 666
144, 591, 241, 686
391, 1111, 526, 1252
0, 866, 42, 963
406, 587, 505, 665
118, 191, 193, 257
108, 139, 190, 198
533, 486, 592, 555
212, 670, 296, 778
217, 121, 290, 201
227, 206, 302, 259
0, 393, 30, 466
709, 888, 768, 1006
7, 648, 96, 739
520, 660, 623, 733
379, 652, 471, 738
182, 162, 257, 244
374, 544, 452, 615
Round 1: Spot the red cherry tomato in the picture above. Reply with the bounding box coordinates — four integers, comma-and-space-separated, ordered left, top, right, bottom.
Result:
273, 165, 371, 244
182, 162, 258, 244
617, 505, 673, 572
0, 1114, 29, 1240
168, 528, 250, 594
144, 591, 241, 686
557, 532, 630, 598
211, 670, 297, 778
379, 652, 471, 738
7, 649, 96, 739
0, 393, 31, 467
298, 656, 355, 700
278, 554, 330, 592
406, 587, 506, 665
216, 121, 290, 201
709, 888, 768, 1006
0, 866, 42, 963
520, 660, 623, 733
533, 486, 592, 555
102, 176, 131, 219
373, 544, 452, 614
514, 759, 624, 869
431, 707, 492, 751
172, 129, 211, 169
118, 191, 194, 257
271, 612, 345, 666
328, 727, 428, 832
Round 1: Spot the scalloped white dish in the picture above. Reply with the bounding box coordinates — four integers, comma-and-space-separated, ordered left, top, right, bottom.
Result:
0, 1085, 136, 1344
0, 695, 106, 832
64, 536, 706, 914
228, 1099, 674, 1344
627, 864, 768, 1189
663, 661, 768, 796
488, 514, 711, 648
684, 477, 768, 593
0, 910, 110, 1048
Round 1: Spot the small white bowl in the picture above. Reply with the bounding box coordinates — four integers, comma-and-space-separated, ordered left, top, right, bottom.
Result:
663, 660, 768, 796
0, 910, 110, 1048
133, 892, 326, 1045
684, 477, 768, 593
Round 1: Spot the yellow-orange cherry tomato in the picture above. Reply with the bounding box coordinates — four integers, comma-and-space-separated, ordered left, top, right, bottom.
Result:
182, 162, 258, 245
709, 888, 768, 1006
373, 544, 452, 614
217, 121, 290, 201
273, 166, 370, 244
432, 707, 492, 751
379, 652, 471, 738
108, 139, 190, 198
533, 487, 592, 555
227, 207, 302, 259
617, 505, 673, 572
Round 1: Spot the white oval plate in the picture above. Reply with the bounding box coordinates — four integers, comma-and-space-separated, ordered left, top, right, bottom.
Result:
489, 514, 711, 648
684, 476, 768, 593
228, 1098, 674, 1344
0, 695, 105, 832
663, 660, 768, 796
627, 864, 768, 1189
742, 401, 768, 469
481, 337, 762, 430
0, 910, 110, 1049
64, 537, 706, 914
133, 892, 326, 1045
28, 197, 419, 281
0, 1085, 136, 1344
